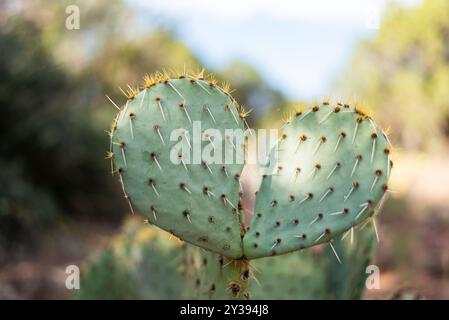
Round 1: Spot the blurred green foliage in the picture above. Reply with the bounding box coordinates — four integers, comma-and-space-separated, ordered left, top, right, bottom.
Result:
337, 0, 449, 151
0, 0, 285, 254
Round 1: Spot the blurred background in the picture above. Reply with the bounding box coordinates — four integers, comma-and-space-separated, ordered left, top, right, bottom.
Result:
0, 0, 448, 299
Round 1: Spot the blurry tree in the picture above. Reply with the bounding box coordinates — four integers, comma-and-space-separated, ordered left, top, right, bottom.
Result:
336, 0, 449, 151
0, 0, 286, 253
219, 62, 286, 124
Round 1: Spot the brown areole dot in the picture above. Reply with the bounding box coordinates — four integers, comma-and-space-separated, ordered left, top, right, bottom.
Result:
288, 195, 295, 202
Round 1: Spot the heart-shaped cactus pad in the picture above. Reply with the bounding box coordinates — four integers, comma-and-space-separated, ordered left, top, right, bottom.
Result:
110, 74, 247, 258
243, 102, 391, 259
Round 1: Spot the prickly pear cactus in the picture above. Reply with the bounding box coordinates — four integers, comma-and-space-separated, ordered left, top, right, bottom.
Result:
182, 246, 251, 300
326, 220, 377, 299
250, 248, 330, 299
243, 102, 391, 259
109, 71, 247, 259
76, 219, 184, 299
250, 225, 376, 299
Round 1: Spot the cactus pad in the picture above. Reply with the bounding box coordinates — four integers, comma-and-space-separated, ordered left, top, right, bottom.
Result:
243, 102, 391, 259
110, 73, 246, 258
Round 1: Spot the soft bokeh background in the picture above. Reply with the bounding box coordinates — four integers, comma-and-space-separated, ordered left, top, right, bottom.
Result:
0, 0, 448, 299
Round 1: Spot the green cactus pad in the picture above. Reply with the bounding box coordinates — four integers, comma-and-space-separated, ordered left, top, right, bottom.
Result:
110, 74, 246, 258
243, 102, 391, 259
182, 245, 251, 300
250, 225, 376, 299
76, 220, 184, 299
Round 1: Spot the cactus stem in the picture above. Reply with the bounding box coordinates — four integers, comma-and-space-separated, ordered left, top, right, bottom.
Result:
333, 132, 346, 152
350, 155, 362, 177
155, 98, 166, 121
326, 162, 341, 179
105, 94, 121, 110
167, 81, 185, 101
204, 105, 216, 123
328, 241, 342, 264
138, 89, 146, 108
153, 125, 165, 145
319, 187, 334, 202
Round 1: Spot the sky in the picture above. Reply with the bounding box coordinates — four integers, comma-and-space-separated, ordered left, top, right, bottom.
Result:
130, 0, 422, 101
